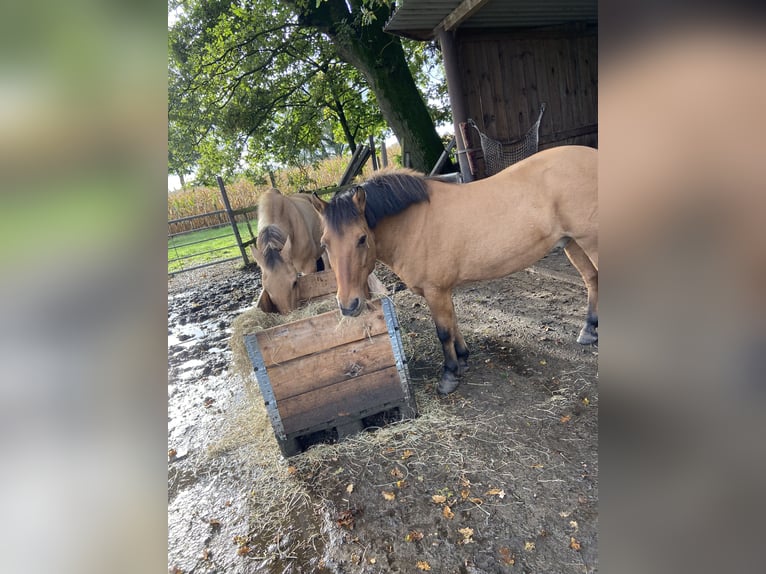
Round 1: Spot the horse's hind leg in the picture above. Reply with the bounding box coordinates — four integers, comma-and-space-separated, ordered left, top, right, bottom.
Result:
424, 288, 464, 395
564, 240, 598, 344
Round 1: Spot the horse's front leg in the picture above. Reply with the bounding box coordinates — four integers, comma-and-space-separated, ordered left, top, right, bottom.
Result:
424, 288, 465, 395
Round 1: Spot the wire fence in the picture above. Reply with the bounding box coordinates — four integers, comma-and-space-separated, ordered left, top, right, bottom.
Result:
168, 177, 259, 275
168, 154, 376, 276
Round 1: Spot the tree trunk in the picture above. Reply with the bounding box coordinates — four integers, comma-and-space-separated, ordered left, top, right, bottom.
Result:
290, 0, 449, 173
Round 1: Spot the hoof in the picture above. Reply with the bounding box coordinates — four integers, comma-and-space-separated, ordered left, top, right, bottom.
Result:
577, 327, 598, 345
437, 372, 460, 395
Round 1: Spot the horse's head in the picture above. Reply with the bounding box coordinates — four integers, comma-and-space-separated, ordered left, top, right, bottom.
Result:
252, 228, 301, 314
311, 188, 376, 317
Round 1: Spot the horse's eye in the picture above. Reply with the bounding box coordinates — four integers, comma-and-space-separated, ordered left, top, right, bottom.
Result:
357, 234, 367, 247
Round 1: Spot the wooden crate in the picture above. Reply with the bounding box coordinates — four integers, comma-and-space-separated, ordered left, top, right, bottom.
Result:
244, 297, 417, 457
256, 269, 337, 313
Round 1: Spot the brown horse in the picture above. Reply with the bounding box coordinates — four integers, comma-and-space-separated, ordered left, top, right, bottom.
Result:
252, 188, 328, 313
310, 146, 598, 395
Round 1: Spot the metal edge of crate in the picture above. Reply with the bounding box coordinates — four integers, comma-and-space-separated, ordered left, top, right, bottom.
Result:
244, 333, 287, 440
381, 297, 418, 418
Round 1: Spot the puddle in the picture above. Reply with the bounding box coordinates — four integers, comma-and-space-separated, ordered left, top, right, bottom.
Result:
178, 358, 206, 371
168, 267, 339, 572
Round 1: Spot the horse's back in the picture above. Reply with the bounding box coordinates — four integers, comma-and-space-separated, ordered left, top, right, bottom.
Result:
487, 145, 597, 206
505, 145, 596, 183
257, 188, 283, 229
411, 145, 597, 281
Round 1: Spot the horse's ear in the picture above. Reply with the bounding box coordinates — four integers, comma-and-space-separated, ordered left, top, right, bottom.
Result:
251, 245, 265, 268
257, 288, 276, 313
281, 234, 292, 258
352, 186, 366, 214
309, 192, 328, 215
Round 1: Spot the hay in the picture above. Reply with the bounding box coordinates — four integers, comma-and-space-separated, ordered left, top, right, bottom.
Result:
229, 298, 338, 380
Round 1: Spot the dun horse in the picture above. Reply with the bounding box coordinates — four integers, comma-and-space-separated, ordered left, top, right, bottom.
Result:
311, 146, 598, 395
252, 188, 327, 313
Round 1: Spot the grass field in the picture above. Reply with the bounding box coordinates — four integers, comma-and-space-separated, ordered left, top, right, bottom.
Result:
168, 221, 256, 274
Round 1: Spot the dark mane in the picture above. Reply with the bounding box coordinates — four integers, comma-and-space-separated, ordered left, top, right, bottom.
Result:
256, 225, 286, 270
325, 170, 429, 231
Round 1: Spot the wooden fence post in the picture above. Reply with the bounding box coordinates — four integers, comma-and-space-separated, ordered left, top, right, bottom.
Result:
217, 176, 250, 266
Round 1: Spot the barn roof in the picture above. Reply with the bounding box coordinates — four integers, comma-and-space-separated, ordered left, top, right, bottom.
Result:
385, 0, 597, 40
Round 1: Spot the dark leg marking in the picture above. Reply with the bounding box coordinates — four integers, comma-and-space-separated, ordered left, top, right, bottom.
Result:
436, 325, 460, 375
577, 308, 598, 345
435, 323, 461, 395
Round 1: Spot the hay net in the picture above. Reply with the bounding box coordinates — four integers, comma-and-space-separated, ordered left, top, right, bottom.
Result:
468, 103, 546, 176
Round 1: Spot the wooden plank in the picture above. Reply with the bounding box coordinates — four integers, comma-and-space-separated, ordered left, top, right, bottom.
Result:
478, 46, 495, 136
503, 41, 529, 140
279, 366, 403, 435
535, 38, 560, 137
538, 124, 598, 146
458, 34, 480, 130
231, 205, 259, 216
463, 37, 488, 177
440, 0, 491, 32
558, 37, 575, 136
576, 34, 597, 126
568, 36, 584, 129
485, 39, 508, 140
255, 302, 388, 366
297, 270, 336, 301
267, 333, 395, 401
458, 24, 597, 43
523, 37, 544, 136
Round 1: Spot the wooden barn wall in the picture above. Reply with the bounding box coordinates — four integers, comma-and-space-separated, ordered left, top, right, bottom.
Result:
457, 24, 597, 153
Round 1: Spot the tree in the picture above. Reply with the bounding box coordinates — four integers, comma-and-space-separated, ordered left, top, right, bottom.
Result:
289, 0, 448, 172
169, 0, 449, 182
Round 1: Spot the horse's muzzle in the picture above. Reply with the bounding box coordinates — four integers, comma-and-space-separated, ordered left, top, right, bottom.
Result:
339, 297, 362, 317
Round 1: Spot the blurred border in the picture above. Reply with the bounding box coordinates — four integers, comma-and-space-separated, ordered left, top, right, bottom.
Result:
2, 1, 765, 572
0, 2, 167, 572
600, 2, 766, 573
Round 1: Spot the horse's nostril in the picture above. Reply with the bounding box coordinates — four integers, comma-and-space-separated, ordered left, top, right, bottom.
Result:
340, 298, 360, 316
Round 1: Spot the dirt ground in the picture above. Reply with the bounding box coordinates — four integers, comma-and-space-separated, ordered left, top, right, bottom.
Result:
168, 249, 598, 573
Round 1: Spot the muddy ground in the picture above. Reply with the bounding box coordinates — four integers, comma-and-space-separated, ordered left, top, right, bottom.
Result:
168, 249, 598, 573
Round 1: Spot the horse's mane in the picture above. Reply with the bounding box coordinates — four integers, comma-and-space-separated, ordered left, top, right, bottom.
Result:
256, 225, 286, 270
325, 168, 429, 231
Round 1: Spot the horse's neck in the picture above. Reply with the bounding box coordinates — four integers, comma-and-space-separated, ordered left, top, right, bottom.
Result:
374, 207, 424, 276
292, 199, 321, 247
260, 196, 293, 238
283, 197, 321, 269
259, 195, 282, 232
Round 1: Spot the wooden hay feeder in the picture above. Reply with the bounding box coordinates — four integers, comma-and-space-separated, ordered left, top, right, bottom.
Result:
255, 269, 338, 313
244, 296, 417, 457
